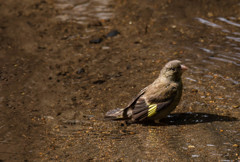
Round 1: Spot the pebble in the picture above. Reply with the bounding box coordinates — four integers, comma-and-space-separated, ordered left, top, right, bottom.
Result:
233, 144, 239, 147
106, 30, 120, 37
188, 145, 195, 149
76, 68, 85, 74
93, 79, 105, 84
89, 38, 103, 44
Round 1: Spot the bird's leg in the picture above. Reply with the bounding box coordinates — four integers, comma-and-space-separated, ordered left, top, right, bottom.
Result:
122, 120, 133, 126
154, 119, 160, 124
154, 119, 168, 126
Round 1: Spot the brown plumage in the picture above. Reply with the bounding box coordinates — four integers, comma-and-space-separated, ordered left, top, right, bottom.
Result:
105, 60, 188, 123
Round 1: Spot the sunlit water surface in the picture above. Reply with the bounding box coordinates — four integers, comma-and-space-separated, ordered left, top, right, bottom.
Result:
55, 0, 113, 24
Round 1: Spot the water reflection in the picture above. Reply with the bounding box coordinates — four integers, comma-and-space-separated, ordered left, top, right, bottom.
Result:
196, 18, 222, 28
218, 17, 240, 28
185, 16, 240, 92
55, 0, 113, 24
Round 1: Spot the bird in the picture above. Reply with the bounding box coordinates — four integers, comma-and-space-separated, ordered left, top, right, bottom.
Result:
105, 60, 188, 123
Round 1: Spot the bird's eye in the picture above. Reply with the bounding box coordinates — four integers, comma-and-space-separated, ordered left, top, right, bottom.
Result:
170, 68, 176, 71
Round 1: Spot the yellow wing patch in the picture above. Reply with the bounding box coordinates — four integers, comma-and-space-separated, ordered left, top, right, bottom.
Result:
147, 104, 157, 117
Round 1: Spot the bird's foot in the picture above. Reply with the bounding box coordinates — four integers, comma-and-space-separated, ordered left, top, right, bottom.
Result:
154, 119, 160, 124
154, 119, 168, 126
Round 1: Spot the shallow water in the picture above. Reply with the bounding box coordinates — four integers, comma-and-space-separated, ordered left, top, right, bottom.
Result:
50, 0, 240, 161
55, 0, 113, 24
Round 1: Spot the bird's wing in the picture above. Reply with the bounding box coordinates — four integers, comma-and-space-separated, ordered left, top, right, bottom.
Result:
125, 86, 148, 109
146, 82, 178, 103
131, 84, 178, 121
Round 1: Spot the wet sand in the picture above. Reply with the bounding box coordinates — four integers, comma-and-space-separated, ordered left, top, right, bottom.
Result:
0, 0, 239, 161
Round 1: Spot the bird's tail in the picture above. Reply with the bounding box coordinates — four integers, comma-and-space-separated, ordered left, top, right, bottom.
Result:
105, 108, 125, 120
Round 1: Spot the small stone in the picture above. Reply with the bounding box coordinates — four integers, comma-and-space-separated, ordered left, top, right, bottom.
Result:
199, 39, 204, 43
233, 144, 239, 147
76, 68, 85, 74
71, 96, 76, 102
207, 12, 213, 17
89, 38, 103, 44
93, 79, 105, 84
102, 46, 110, 50
188, 145, 195, 149
233, 105, 239, 109
106, 30, 120, 37
44, 116, 54, 120
191, 89, 198, 93
129, 132, 135, 135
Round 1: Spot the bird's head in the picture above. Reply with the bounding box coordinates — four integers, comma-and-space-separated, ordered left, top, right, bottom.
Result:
160, 60, 188, 82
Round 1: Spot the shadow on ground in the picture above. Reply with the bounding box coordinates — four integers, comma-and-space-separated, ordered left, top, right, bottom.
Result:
141, 112, 238, 126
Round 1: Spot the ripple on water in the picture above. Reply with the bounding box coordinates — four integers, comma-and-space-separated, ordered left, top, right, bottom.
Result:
209, 56, 240, 66
191, 154, 200, 158
180, 16, 240, 115
226, 36, 240, 43
217, 17, 240, 28
199, 47, 214, 54
54, 0, 114, 24
195, 17, 240, 71
195, 17, 222, 28
207, 144, 215, 147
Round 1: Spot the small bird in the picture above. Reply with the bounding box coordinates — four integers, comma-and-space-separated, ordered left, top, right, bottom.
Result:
105, 60, 188, 123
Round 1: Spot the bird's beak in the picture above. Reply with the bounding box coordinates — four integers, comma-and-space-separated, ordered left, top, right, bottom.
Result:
181, 64, 188, 71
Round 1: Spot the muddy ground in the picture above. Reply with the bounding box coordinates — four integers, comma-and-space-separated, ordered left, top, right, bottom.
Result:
0, 0, 239, 161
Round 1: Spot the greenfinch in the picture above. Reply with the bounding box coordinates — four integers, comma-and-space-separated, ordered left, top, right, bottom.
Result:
105, 60, 188, 123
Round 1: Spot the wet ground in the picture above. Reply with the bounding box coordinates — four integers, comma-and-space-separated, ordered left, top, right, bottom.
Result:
0, 0, 240, 161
